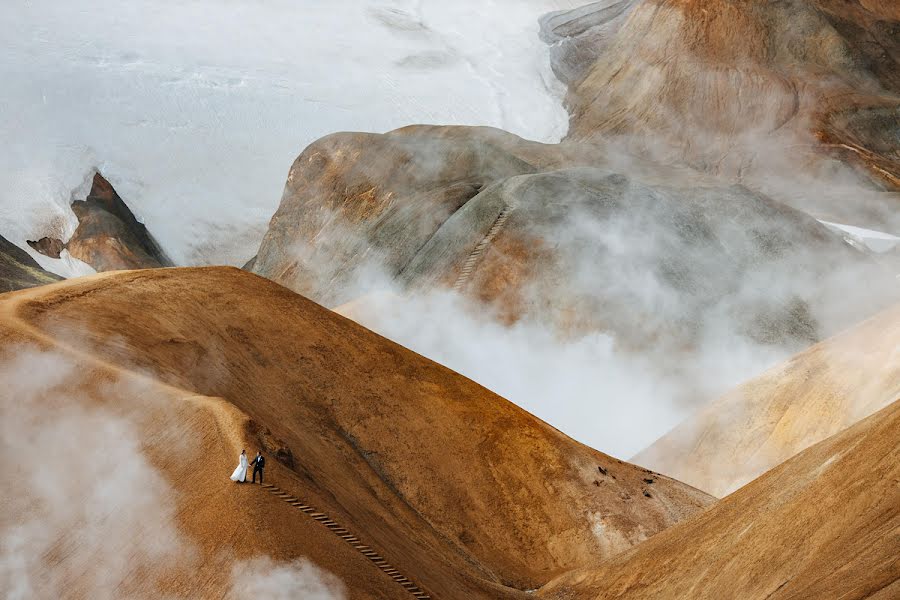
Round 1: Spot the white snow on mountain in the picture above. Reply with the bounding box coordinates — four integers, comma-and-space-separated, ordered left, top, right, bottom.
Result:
819, 221, 900, 254
1, 0, 582, 270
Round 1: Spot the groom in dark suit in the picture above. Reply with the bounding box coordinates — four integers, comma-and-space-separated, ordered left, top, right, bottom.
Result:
251, 451, 266, 484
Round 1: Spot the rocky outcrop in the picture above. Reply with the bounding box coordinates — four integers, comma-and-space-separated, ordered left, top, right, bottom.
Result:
29, 172, 172, 272
634, 302, 900, 497
539, 0, 637, 88
26, 236, 65, 259
538, 396, 900, 600
0, 235, 61, 292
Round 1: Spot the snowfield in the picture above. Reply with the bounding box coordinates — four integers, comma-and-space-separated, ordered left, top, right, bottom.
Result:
1, 0, 582, 271
819, 221, 900, 254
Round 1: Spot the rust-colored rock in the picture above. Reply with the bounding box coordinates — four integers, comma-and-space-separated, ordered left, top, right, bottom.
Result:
252, 125, 894, 355
64, 172, 172, 271
550, 0, 900, 191
26, 236, 64, 259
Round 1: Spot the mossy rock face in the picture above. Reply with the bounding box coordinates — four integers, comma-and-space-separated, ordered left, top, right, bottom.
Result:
0, 234, 61, 294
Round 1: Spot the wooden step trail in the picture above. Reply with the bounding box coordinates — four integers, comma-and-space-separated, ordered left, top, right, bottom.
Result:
261, 483, 431, 599
452, 206, 512, 292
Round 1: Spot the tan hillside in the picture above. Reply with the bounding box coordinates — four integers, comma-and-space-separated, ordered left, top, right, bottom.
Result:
635, 302, 900, 497
0, 267, 713, 598
539, 397, 900, 600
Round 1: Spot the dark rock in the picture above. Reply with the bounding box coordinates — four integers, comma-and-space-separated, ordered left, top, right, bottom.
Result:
0, 235, 62, 293
241, 255, 257, 271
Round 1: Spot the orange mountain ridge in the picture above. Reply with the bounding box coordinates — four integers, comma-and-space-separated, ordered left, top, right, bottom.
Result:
1, 267, 712, 598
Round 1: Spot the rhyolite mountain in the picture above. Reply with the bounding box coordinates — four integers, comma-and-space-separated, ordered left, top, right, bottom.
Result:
28, 172, 172, 272
3, 267, 713, 597
543, 0, 900, 193
250, 125, 895, 356
538, 396, 900, 600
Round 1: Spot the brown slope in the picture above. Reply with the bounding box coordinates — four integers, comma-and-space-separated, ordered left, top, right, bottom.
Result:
0, 292, 405, 599
539, 397, 900, 600
252, 123, 894, 357
556, 0, 900, 190
251, 125, 554, 306
6, 267, 713, 596
635, 302, 900, 497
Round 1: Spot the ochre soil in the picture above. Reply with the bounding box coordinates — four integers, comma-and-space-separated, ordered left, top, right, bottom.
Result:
0, 267, 713, 598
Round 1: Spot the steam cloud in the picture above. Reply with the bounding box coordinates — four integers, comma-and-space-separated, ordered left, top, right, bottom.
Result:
229, 558, 346, 600
0, 346, 347, 598
0, 348, 189, 599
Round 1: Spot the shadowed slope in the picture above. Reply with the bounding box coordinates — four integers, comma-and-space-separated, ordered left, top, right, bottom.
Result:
8, 267, 713, 596
252, 125, 893, 357
0, 234, 61, 292
539, 397, 900, 600
635, 303, 900, 497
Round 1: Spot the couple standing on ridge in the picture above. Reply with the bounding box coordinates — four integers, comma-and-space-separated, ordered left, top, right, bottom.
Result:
230, 449, 266, 484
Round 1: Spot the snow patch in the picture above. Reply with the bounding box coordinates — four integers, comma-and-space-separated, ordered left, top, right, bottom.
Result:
1, 0, 584, 269
819, 220, 900, 254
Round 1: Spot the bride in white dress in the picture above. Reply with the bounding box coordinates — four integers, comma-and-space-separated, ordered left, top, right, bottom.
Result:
230, 449, 249, 482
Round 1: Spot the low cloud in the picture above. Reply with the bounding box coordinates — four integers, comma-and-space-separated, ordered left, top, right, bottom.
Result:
228, 557, 346, 600
0, 345, 348, 598
0, 348, 190, 599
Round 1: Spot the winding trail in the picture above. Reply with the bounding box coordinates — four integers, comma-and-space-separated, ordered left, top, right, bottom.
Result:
452, 206, 512, 291
0, 273, 434, 599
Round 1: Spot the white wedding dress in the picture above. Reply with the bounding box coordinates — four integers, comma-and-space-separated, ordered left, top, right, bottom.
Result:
230, 453, 249, 482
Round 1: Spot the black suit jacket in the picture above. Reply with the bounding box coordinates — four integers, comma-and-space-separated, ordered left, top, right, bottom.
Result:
251, 455, 265, 469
